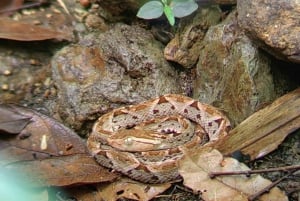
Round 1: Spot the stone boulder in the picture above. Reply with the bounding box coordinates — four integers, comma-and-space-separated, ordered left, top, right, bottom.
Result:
51, 23, 181, 130
193, 11, 276, 126
237, 0, 300, 63
164, 6, 222, 68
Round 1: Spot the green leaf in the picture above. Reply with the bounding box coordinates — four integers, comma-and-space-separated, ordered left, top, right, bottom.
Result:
137, 1, 164, 19
163, 5, 175, 26
171, 0, 198, 18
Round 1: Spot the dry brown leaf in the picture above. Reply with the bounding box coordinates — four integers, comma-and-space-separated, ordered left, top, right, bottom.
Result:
0, 104, 118, 186
0, 17, 71, 41
3, 154, 119, 187
95, 178, 171, 201
178, 147, 288, 201
64, 178, 171, 201
0, 104, 88, 164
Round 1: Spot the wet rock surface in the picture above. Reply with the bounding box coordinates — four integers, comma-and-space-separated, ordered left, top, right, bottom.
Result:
237, 0, 300, 63
193, 11, 276, 126
52, 23, 182, 130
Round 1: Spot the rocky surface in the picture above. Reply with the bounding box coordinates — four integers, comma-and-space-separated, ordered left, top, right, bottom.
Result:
94, 0, 140, 22
0, 0, 299, 200
0, 0, 298, 132
193, 11, 276, 126
0, 41, 54, 106
51, 23, 182, 130
164, 5, 222, 68
237, 0, 300, 63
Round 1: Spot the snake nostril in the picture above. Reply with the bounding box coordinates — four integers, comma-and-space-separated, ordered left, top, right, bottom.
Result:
126, 124, 135, 129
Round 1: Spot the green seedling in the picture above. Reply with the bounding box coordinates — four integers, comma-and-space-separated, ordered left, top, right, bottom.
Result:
137, 0, 198, 26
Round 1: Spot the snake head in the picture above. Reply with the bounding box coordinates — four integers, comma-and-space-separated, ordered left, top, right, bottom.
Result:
107, 129, 163, 152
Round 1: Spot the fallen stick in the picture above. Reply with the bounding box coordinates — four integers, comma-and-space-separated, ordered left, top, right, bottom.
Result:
214, 88, 300, 160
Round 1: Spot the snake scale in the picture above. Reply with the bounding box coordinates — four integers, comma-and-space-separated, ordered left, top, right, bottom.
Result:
87, 94, 230, 183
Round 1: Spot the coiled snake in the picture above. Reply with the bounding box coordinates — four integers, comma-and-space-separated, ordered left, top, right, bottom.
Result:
87, 94, 230, 183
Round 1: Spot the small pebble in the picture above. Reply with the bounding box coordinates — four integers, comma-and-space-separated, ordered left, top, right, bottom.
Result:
50, 87, 57, 96
30, 59, 39, 65
43, 89, 51, 98
91, 3, 99, 9
1, 84, 9, 91
3, 70, 12, 76
43, 77, 51, 87
80, 0, 91, 8
36, 98, 43, 103
52, 8, 61, 14
22, 9, 36, 15
34, 82, 42, 87
74, 23, 87, 32
46, 13, 52, 18
33, 20, 42, 25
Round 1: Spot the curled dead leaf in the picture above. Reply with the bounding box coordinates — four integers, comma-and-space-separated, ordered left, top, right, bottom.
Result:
178, 147, 288, 201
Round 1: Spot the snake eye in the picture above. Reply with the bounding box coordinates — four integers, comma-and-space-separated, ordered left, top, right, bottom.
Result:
125, 137, 133, 145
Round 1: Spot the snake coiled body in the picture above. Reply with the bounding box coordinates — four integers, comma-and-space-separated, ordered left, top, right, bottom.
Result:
87, 94, 230, 183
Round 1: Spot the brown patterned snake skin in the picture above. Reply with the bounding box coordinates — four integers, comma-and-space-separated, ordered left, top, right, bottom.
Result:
87, 94, 231, 183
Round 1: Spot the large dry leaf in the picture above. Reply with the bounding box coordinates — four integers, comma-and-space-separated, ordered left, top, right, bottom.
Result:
3, 154, 119, 187
0, 105, 88, 164
0, 17, 71, 41
178, 148, 288, 201
94, 178, 171, 201
0, 104, 118, 186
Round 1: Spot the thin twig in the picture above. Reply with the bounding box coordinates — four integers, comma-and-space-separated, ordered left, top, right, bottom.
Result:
248, 170, 298, 201
209, 164, 300, 178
